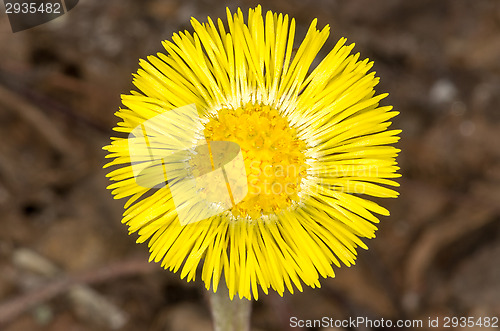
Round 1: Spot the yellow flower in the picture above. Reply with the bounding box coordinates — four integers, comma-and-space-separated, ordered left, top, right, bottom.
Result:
104, 6, 401, 300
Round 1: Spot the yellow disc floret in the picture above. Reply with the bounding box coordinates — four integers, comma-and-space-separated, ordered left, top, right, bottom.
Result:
204, 103, 309, 220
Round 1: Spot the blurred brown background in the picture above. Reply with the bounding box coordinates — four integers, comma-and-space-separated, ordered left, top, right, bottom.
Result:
0, 0, 499, 330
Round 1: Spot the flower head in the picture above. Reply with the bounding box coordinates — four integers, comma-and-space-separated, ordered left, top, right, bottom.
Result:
104, 6, 401, 300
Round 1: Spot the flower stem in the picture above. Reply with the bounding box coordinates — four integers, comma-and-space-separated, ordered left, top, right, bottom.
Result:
209, 280, 251, 331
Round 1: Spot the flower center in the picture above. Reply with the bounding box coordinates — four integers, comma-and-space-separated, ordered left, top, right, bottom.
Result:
203, 103, 309, 219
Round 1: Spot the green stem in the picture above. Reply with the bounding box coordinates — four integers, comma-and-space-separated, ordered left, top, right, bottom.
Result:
209, 280, 252, 331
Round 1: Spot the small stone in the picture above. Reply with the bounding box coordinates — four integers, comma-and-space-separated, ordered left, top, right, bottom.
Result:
429, 79, 457, 104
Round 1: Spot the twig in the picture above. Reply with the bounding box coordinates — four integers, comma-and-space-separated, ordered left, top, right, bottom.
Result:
0, 69, 111, 133
0, 85, 78, 159
0, 256, 159, 326
404, 197, 499, 310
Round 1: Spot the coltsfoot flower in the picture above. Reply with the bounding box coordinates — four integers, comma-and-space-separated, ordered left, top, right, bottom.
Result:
104, 5, 401, 300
